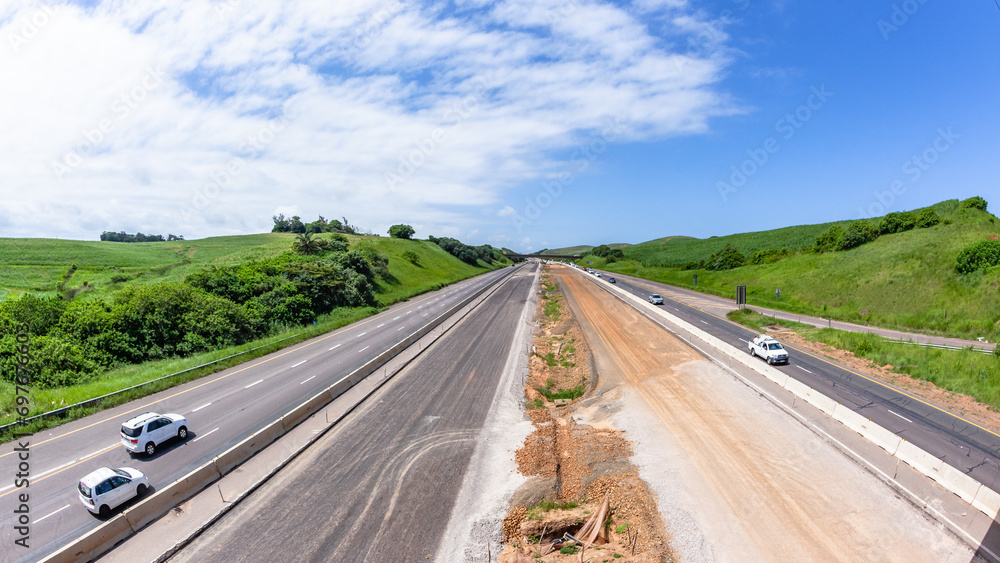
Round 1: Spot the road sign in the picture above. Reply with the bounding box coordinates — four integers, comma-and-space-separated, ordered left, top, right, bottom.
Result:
776, 287, 781, 300
693, 274, 698, 285
736, 285, 747, 308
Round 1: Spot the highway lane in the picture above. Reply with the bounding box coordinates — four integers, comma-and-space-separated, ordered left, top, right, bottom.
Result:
0, 266, 517, 563
169, 264, 536, 562
584, 268, 1000, 491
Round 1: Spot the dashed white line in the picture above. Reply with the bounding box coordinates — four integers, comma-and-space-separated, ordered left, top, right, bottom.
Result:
393, 316, 400, 320
738, 338, 748, 343
397, 326, 405, 331
191, 402, 212, 413
291, 360, 307, 368
245, 379, 263, 389
795, 365, 813, 374
329, 344, 341, 350
422, 313, 428, 317
36, 505, 70, 523
406, 311, 413, 315
192, 428, 219, 443
377, 324, 385, 328
359, 346, 370, 353
300, 375, 316, 385
699, 320, 709, 325
356, 332, 367, 338
888, 409, 913, 423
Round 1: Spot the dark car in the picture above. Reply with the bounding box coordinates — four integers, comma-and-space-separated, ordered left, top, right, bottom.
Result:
608, 277, 616, 283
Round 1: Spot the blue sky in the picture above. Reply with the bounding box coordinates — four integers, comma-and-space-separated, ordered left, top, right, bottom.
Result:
0, 1, 997, 252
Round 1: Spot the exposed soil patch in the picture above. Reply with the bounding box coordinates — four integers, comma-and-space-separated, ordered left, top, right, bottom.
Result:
501, 267, 675, 563
777, 330, 1000, 432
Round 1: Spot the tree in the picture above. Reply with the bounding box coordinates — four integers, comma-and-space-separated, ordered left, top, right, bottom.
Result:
706, 245, 746, 270
813, 225, 844, 253
288, 216, 306, 234
388, 224, 415, 239
961, 196, 988, 211
837, 220, 879, 250
292, 232, 322, 255
914, 208, 941, 228
877, 211, 916, 235
272, 214, 291, 233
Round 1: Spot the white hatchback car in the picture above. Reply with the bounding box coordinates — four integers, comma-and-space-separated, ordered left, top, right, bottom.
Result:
78, 467, 148, 516
121, 412, 189, 456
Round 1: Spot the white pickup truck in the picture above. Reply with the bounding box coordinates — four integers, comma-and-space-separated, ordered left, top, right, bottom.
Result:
748, 334, 789, 365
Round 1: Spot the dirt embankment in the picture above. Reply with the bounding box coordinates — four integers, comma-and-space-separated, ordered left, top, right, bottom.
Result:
500, 269, 674, 563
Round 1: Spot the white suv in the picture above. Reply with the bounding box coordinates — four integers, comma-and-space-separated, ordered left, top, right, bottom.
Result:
121, 412, 188, 456
649, 294, 664, 305
78, 467, 148, 517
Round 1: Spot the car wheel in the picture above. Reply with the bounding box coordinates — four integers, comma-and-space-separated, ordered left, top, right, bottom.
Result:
767, 357, 774, 365
99, 505, 110, 518
145, 442, 156, 456
178, 426, 188, 440
137, 483, 147, 497
750, 348, 755, 357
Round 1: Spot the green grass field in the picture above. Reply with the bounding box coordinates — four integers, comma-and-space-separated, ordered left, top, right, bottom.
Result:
580, 200, 1000, 340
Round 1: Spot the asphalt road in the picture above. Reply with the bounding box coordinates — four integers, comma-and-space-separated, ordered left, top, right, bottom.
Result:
586, 268, 1000, 492
0, 267, 516, 563
169, 265, 536, 563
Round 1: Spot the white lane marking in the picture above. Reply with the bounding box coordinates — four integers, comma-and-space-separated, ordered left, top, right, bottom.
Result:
406, 311, 413, 315
699, 320, 709, 325
377, 324, 384, 328
192, 428, 219, 443
36, 505, 71, 523
738, 338, 748, 343
417, 305, 423, 309
245, 379, 263, 389
291, 360, 307, 368
422, 313, 428, 317
329, 344, 341, 350
359, 346, 370, 352
393, 316, 400, 320
888, 409, 913, 423
191, 402, 212, 413
795, 365, 813, 374
397, 326, 405, 331
356, 332, 367, 338
300, 375, 316, 385
0, 443, 119, 492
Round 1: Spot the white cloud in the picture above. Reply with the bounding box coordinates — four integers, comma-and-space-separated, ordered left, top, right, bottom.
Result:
0, 0, 735, 243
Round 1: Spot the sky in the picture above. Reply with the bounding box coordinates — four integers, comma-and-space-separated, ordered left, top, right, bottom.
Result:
0, 1, 997, 253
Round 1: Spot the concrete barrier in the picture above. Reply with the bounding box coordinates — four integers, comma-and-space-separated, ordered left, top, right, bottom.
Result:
124, 462, 223, 531
214, 419, 284, 475
281, 391, 332, 432
973, 485, 1000, 519
38, 514, 134, 563
830, 405, 901, 456
936, 461, 984, 505
782, 377, 838, 416
896, 440, 945, 481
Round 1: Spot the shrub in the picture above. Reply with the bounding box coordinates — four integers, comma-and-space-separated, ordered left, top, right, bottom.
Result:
813, 225, 844, 253
914, 208, 941, 228
955, 240, 1000, 274
877, 211, 916, 235
749, 248, 790, 265
705, 244, 746, 270
402, 250, 420, 265
388, 224, 415, 239
961, 196, 988, 211
837, 220, 879, 250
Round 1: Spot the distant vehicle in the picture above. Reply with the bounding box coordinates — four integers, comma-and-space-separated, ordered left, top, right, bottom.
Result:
749, 334, 790, 365
608, 277, 616, 284
78, 467, 148, 516
595, 272, 601, 278
121, 412, 189, 456
649, 294, 663, 304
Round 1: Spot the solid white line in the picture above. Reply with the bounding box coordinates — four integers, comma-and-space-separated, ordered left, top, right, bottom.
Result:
192, 428, 219, 443
356, 332, 367, 338
329, 344, 341, 350
377, 324, 385, 328
359, 346, 370, 352
888, 409, 913, 423
245, 379, 263, 389
300, 375, 316, 385
795, 365, 813, 374
291, 360, 307, 368
35, 505, 70, 523
191, 402, 212, 413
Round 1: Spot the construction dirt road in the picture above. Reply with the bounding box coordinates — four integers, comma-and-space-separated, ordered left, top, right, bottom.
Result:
551, 265, 976, 563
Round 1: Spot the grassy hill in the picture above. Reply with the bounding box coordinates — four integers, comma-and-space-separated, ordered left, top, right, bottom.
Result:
0, 233, 500, 306
538, 243, 631, 256
579, 200, 1000, 340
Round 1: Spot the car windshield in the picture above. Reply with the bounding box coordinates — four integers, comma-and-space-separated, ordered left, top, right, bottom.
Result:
651, 294, 661, 299
768, 343, 784, 350
121, 425, 142, 437
78, 482, 92, 498
113, 469, 131, 479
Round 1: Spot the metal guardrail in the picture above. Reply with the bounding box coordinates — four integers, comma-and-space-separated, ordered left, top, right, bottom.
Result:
0, 332, 303, 437
882, 339, 994, 355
